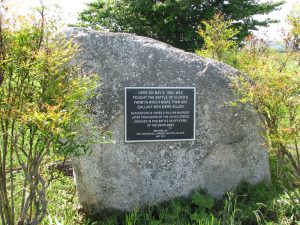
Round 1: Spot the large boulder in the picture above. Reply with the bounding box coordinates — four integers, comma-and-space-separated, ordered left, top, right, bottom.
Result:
67, 28, 270, 215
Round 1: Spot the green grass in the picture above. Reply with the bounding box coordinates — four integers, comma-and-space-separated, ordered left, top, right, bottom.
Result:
43, 156, 300, 225
44, 175, 83, 225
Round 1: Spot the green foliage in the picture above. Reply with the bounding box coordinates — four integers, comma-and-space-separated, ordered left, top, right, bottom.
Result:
196, 10, 300, 182
231, 41, 300, 181
192, 191, 214, 209
77, 0, 283, 51
44, 173, 83, 225
125, 208, 138, 225
191, 191, 215, 223
198, 14, 300, 225
0, 3, 98, 225
219, 192, 240, 225
196, 10, 300, 224
196, 14, 240, 61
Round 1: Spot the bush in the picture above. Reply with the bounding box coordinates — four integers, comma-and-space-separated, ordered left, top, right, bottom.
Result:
197, 10, 300, 181
196, 14, 239, 62
196, 11, 300, 223
231, 39, 300, 180
0, 3, 97, 225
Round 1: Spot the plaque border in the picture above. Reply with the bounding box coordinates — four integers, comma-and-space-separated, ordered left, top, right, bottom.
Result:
125, 87, 196, 143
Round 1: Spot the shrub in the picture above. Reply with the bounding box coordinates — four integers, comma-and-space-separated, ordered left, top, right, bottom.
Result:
0, 3, 98, 225
196, 11, 300, 181
196, 12, 300, 222
196, 13, 239, 62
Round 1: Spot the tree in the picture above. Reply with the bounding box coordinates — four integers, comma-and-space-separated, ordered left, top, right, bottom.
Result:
78, 0, 283, 51
0, 2, 98, 225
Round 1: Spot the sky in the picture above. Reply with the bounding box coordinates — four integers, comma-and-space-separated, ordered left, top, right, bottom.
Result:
253, 0, 299, 41
6, 0, 300, 41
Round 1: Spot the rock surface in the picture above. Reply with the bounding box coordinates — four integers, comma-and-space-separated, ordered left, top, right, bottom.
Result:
67, 28, 270, 215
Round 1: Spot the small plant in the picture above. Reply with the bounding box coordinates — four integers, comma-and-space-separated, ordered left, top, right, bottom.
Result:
219, 192, 241, 225
191, 191, 215, 223
125, 208, 138, 225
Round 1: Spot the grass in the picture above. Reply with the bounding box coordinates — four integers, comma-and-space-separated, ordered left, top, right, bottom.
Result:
44, 175, 83, 225
42, 156, 300, 225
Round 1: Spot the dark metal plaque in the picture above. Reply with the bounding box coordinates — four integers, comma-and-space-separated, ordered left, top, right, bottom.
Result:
125, 87, 195, 142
